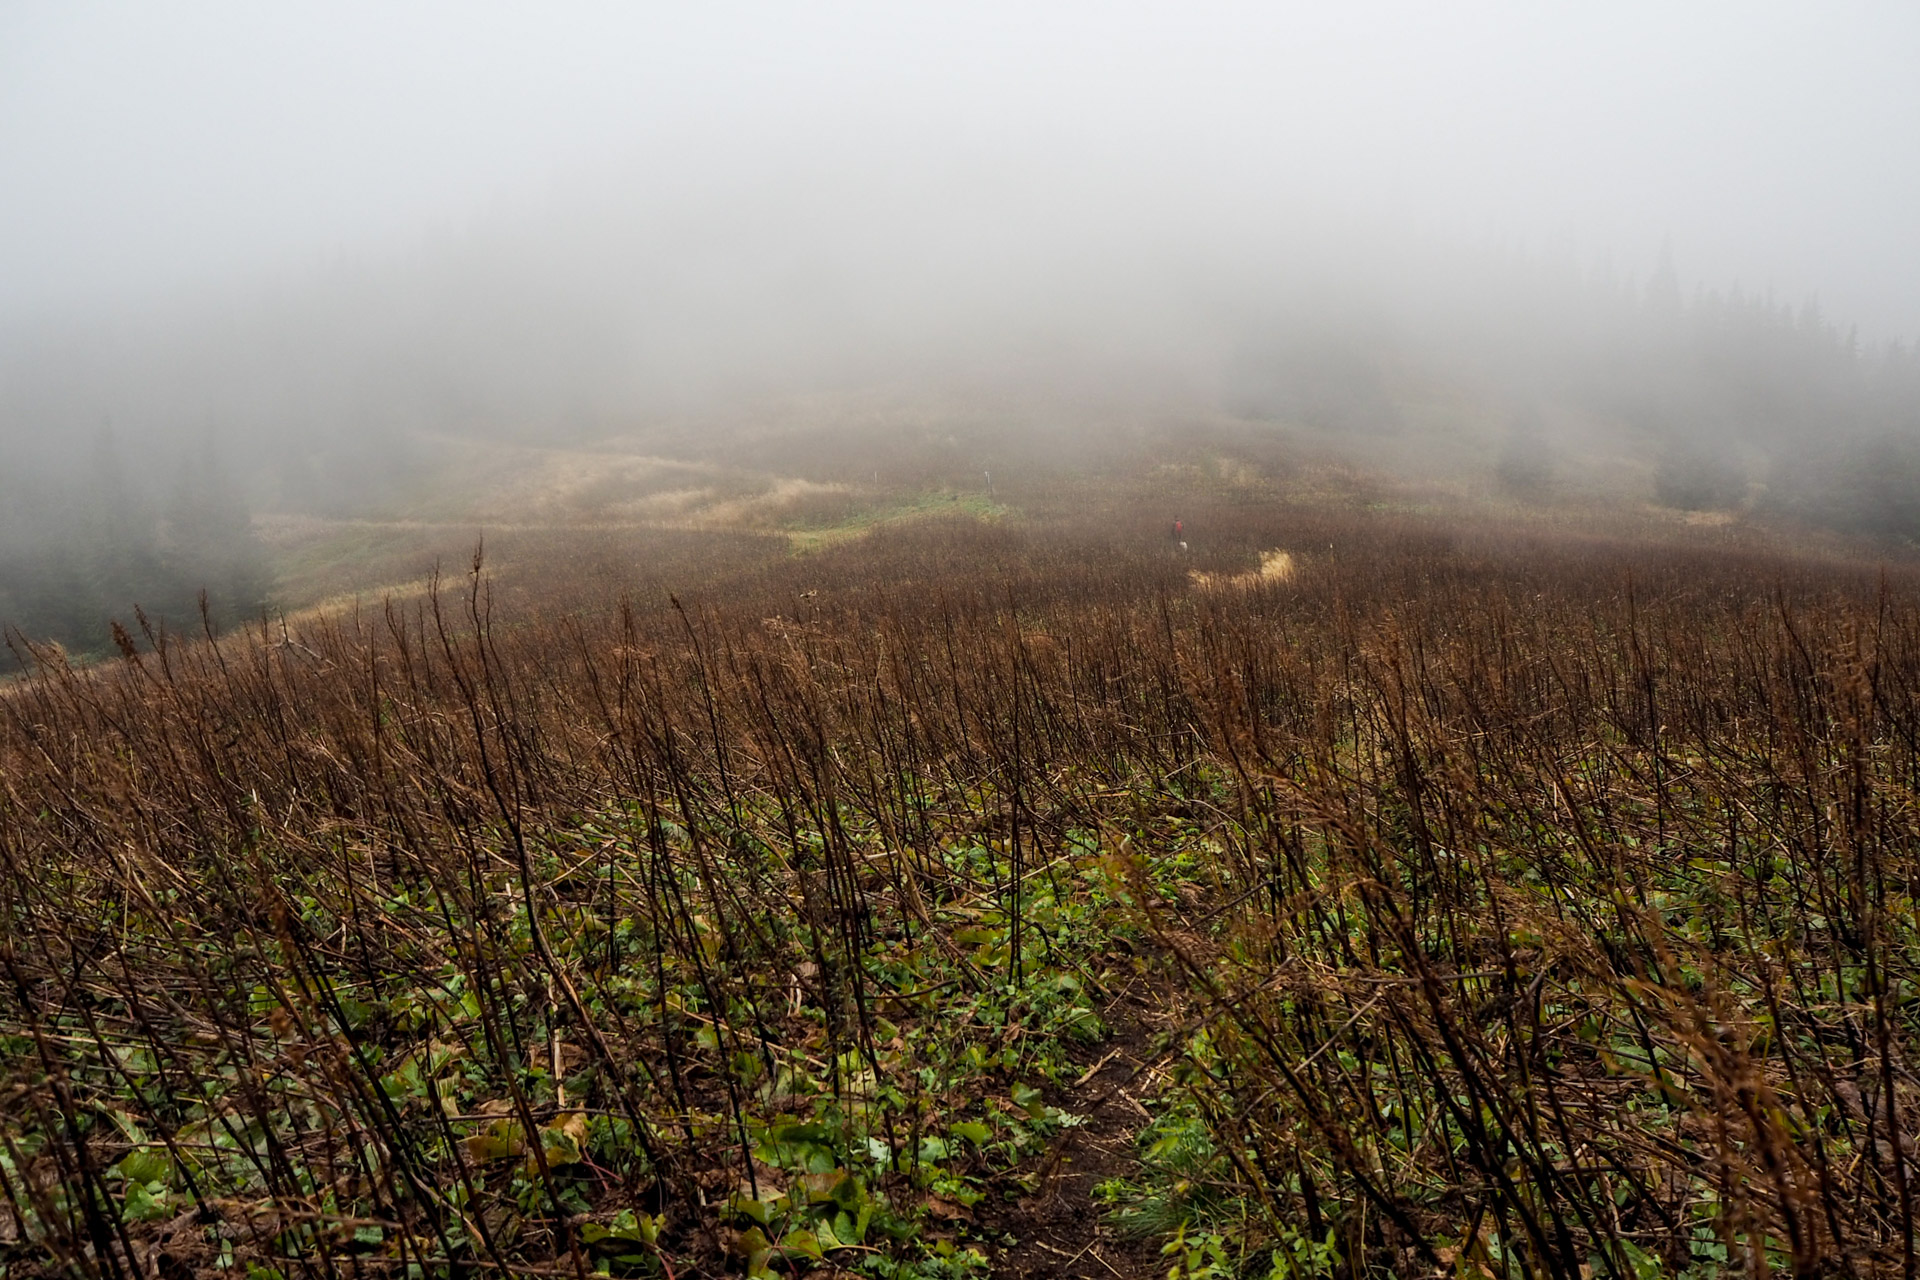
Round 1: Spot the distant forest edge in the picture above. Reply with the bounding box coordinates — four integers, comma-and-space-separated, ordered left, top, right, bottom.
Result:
6, 260, 1920, 669
0, 434, 276, 667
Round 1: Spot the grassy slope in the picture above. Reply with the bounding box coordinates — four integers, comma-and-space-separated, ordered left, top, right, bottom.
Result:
7, 424, 1920, 1279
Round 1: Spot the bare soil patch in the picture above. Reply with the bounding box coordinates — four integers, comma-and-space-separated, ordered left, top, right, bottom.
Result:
978, 976, 1169, 1279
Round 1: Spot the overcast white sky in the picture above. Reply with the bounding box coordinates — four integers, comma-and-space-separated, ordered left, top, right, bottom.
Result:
3, 2, 1918, 339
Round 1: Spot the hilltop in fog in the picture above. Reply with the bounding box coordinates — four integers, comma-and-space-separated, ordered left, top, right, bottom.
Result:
3, 4, 1918, 658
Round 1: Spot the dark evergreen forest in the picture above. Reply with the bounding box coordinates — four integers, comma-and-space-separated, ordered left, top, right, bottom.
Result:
0, 434, 268, 666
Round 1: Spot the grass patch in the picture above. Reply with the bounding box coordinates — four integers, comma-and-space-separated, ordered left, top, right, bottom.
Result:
785, 492, 1011, 553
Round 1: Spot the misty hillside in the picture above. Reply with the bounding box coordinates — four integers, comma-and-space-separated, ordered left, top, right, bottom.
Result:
6, 4, 1919, 665
10, 437, 1920, 1277
9, 10, 1920, 1279
6, 247, 1919, 666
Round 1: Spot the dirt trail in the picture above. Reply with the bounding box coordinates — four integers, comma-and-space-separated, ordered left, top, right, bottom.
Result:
980, 976, 1169, 1279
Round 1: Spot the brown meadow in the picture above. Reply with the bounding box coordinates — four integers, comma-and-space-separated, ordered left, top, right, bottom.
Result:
4, 482, 1920, 1278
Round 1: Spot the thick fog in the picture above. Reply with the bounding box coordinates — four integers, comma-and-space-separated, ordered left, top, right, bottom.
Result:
4, 3, 1920, 654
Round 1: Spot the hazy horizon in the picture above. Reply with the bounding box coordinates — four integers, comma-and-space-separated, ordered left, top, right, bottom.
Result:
6, 4, 1920, 658
5, 3, 1918, 340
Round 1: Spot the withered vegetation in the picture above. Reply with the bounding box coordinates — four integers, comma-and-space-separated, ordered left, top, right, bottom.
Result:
4, 457, 1920, 1279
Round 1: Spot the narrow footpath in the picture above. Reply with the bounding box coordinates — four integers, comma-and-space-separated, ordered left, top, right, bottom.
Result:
980, 976, 1170, 1279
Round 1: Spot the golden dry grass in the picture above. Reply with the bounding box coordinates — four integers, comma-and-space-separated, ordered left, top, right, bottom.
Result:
1189, 547, 1297, 590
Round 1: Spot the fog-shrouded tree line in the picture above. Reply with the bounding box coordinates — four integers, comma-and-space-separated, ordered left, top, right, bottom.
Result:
1559, 254, 1920, 529
1, 353, 431, 669
1230, 241, 1920, 527
5, 228, 1920, 669
0, 430, 275, 666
